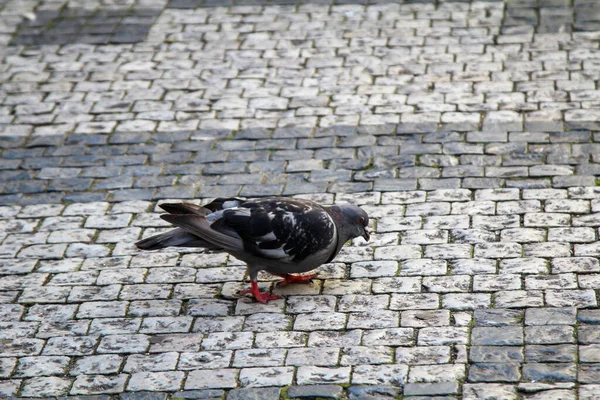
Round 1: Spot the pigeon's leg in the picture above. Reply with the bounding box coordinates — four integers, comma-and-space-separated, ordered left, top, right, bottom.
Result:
240, 267, 282, 304
239, 280, 282, 304
275, 273, 317, 287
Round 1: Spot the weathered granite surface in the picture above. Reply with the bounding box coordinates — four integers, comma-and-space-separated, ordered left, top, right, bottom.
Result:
2, 0, 600, 398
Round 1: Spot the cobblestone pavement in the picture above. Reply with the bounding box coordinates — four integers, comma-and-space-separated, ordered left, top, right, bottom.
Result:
2, 0, 600, 398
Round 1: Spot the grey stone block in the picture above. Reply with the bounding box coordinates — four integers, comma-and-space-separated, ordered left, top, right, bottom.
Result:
287, 385, 344, 399
403, 382, 459, 396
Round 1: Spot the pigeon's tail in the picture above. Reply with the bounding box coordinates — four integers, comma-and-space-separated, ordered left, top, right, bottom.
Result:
159, 202, 211, 216
136, 201, 243, 252
160, 214, 243, 252
135, 227, 221, 250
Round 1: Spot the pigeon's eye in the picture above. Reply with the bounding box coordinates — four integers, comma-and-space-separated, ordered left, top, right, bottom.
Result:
358, 217, 364, 225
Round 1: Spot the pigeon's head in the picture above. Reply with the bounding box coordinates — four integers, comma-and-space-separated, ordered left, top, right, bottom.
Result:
333, 204, 370, 242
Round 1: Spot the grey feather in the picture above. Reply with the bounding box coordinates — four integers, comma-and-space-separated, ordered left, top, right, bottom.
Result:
136, 227, 220, 250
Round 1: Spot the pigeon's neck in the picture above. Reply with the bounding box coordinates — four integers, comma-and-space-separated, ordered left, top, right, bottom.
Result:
327, 206, 344, 226
323, 206, 344, 263
327, 206, 351, 242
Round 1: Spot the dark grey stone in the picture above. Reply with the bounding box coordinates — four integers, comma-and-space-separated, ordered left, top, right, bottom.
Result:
27, 135, 65, 147
248, 161, 286, 174
48, 178, 93, 192
328, 181, 373, 193
579, 310, 600, 324
197, 185, 241, 198
310, 170, 352, 183
472, 327, 523, 346
92, 176, 134, 190
109, 188, 156, 202
3, 180, 48, 194
0, 136, 27, 148
154, 185, 198, 199
110, 132, 152, 144
3, 148, 46, 160
287, 385, 344, 399
418, 178, 461, 190
124, 166, 165, 177
469, 346, 524, 363
106, 155, 148, 166
81, 166, 123, 178
550, 131, 591, 143
128, 143, 172, 155
460, 153, 502, 166
62, 155, 105, 167
66, 135, 108, 146
462, 178, 503, 189
474, 309, 524, 326
21, 157, 63, 169
64, 192, 108, 203
19, 192, 64, 205
118, 392, 167, 400
134, 176, 177, 188
87, 145, 128, 156
0, 194, 22, 205
226, 387, 280, 400
151, 152, 193, 164
202, 162, 247, 175
0, 170, 35, 181
525, 344, 577, 362
468, 363, 521, 382
298, 137, 336, 149
316, 125, 357, 137
552, 175, 596, 187
502, 153, 544, 166
227, 150, 270, 162
0, 159, 22, 170
525, 308, 576, 325
485, 142, 528, 155
171, 390, 225, 399
45, 146, 85, 157
522, 362, 577, 382
239, 184, 284, 197
283, 182, 329, 195
273, 126, 313, 138
579, 364, 600, 384
348, 385, 400, 400
360, 124, 395, 135
577, 164, 600, 175
235, 128, 273, 140
578, 326, 600, 344
505, 179, 552, 189
403, 382, 459, 396
328, 159, 372, 170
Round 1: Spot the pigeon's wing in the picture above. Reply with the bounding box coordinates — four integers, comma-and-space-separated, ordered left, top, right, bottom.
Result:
219, 198, 337, 261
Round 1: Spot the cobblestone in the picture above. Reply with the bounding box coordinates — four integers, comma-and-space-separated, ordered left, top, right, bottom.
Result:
1, 0, 600, 398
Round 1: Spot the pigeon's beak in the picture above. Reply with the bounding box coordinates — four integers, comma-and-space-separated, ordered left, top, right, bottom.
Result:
362, 228, 370, 242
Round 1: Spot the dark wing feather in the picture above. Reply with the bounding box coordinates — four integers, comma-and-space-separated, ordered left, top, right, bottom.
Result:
135, 227, 220, 250
218, 199, 336, 261
159, 202, 209, 216
160, 214, 243, 251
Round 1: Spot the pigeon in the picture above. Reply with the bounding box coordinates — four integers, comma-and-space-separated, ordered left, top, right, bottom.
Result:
136, 197, 370, 303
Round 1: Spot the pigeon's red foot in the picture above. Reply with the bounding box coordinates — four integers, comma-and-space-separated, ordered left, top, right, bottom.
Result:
275, 273, 317, 287
240, 281, 282, 304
